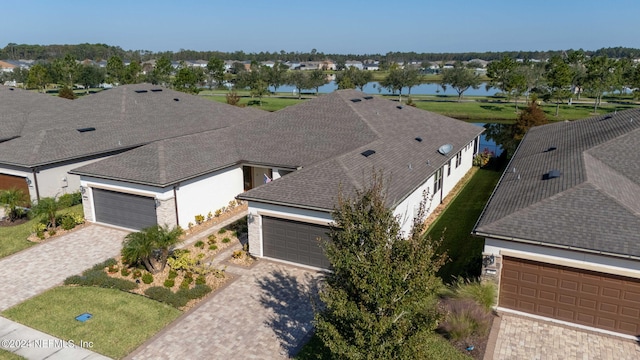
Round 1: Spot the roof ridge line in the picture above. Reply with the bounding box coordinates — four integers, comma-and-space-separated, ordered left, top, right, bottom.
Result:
343, 93, 382, 138
157, 141, 167, 184
337, 156, 362, 191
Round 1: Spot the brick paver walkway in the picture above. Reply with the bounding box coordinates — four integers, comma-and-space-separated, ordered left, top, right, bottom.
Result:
0, 225, 127, 311
129, 260, 322, 360
492, 313, 640, 360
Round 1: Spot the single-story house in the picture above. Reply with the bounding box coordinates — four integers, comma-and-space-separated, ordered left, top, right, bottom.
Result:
474, 109, 640, 337
0, 85, 265, 202
72, 89, 483, 270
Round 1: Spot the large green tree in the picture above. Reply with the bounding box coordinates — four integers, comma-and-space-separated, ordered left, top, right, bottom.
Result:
545, 55, 572, 116
265, 62, 289, 93
172, 62, 204, 94
585, 55, 615, 113
106, 55, 125, 85
77, 64, 105, 91
206, 56, 226, 89
380, 66, 421, 101
440, 62, 481, 102
26, 64, 51, 92
236, 64, 269, 105
315, 173, 447, 359
336, 66, 373, 91
287, 71, 311, 99
52, 54, 79, 87
149, 55, 172, 86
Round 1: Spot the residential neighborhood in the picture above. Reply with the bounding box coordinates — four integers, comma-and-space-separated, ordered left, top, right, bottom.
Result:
1, 41, 640, 360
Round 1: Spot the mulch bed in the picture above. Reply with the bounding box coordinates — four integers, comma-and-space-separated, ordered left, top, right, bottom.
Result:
0, 217, 29, 227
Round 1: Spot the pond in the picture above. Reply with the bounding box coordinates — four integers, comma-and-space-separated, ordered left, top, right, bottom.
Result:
473, 123, 503, 157
271, 81, 498, 97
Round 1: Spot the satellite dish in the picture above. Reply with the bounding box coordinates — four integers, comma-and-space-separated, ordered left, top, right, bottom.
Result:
438, 144, 453, 155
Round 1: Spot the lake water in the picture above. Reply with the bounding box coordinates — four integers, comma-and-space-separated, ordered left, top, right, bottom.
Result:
271, 81, 498, 96
474, 123, 503, 156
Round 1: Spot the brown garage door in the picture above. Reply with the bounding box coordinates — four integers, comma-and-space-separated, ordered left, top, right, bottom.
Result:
0, 174, 29, 196
500, 256, 640, 336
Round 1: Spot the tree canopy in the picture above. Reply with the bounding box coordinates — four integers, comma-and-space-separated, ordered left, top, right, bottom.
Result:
315, 173, 447, 359
440, 62, 481, 101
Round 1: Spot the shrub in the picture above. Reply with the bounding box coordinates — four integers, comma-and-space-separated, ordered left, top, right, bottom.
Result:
58, 86, 77, 100
207, 211, 213, 220
48, 229, 57, 236
57, 192, 82, 208
453, 279, 496, 311
439, 299, 492, 341
194, 240, 205, 248
222, 237, 231, 243
168, 270, 178, 280
93, 258, 118, 270
208, 244, 218, 251
195, 275, 206, 285
232, 250, 244, 259
194, 214, 205, 224
214, 209, 222, 217
132, 269, 142, 279
179, 276, 193, 290
207, 234, 217, 244
164, 279, 175, 288
107, 265, 118, 273
61, 215, 77, 230
142, 272, 154, 284
145, 287, 189, 308
217, 228, 226, 235
187, 284, 212, 299
188, 222, 194, 229
121, 267, 131, 277
64, 269, 137, 291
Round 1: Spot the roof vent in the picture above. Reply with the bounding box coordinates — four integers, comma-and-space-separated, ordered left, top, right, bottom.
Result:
543, 170, 561, 180
363, 96, 373, 100
9, 88, 14, 91
150, 89, 163, 92
415, 137, 423, 142
438, 144, 453, 155
396, 105, 403, 109
601, 115, 613, 121
350, 98, 362, 103
77, 127, 96, 133
173, 98, 180, 102
545, 146, 557, 152
361, 149, 376, 157
134, 90, 148, 93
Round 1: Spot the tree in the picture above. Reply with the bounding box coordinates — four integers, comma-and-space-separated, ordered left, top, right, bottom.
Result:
379, 66, 421, 101
123, 60, 142, 84
0, 188, 29, 222
106, 55, 125, 85
150, 55, 172, 86
77, 64, 105, 91
121, 225, 184, 273
585, 55, 615, 113
31, 197, 59, 230
486, 56, 517, 96
315, 173, 447, 359
236, 64, 269, 105
265, 62, 289, 93
440, 62, 481, 102
514, 96, 548, 140
308, 69, 328, 95
336, 67, 372, 91
287, 71, 310, 99
26, 64, 50, 92
52, 54, 79, 87
567, 50, 587, 99
545, 55, 572, 116
206, 56, 226, 89
172, 63, 204, 94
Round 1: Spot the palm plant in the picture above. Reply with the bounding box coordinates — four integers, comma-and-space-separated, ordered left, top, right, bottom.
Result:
0, 188, 30, 221
121, 225, 183, 273
31, 197, 59, 229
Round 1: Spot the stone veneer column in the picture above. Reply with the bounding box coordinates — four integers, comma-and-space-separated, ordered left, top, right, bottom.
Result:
247, 213, 261, 257
156, 198, 178, 228
480, 251, 502, 308
81, 191, 93, 222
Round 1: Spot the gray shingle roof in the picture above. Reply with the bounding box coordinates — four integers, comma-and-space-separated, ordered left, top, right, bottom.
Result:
474, 109, 640, 258
0, 85, 265, 167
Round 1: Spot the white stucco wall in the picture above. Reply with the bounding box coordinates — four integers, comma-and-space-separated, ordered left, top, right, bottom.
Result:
246, 201, 333, 258
441, 142, 475, 197
37, 158, 111, 200
175, 166, 243, 227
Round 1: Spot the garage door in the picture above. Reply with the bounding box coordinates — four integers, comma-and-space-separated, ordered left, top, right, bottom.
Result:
92, 188, 157, 230
0, 174, 29, 197
500, 256, 640, 336
262, 216, 331, 269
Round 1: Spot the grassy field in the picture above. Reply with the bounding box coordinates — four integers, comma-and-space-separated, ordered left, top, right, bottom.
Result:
2, 286, 181, 359
425, 167, 504, 282
0, 204, 83, 259
0, 349, 24, 360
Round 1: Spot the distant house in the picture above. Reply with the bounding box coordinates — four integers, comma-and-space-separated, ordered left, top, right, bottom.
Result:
320, 60, 336, 71
363, 63, 379, 71
474, 109, 640, 338
0, 60, 16, 73
261, 61, 275, 68
345, 60, 363, 70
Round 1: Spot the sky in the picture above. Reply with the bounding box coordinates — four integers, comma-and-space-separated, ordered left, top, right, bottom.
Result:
4, 0, 640, 55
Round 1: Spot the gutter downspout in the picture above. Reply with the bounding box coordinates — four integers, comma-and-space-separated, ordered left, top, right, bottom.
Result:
32, 168, 41, 201
173, 185, 179, 227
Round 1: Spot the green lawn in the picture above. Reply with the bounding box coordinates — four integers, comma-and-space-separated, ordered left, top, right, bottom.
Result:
0, 349, 24, 360
0, 204, 83, 259
426, 167, 503, 282
201, 94, 307, 112
2, 286, 181, 359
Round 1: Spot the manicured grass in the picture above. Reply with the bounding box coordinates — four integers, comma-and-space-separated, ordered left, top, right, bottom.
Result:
425, 167, 503, 282
202, 94, 306, 112
294, 333, 471, 359
2, 286, 181, 359
0, 349, 24, 360
0, 205, 83, 259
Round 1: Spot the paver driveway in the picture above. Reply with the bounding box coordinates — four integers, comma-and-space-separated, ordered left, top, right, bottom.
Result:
129, 261, 323, 360
0, 225, 128, 311
489, 313, 640, 360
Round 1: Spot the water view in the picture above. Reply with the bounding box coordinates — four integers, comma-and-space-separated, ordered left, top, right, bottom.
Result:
271, 81, 498, 97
